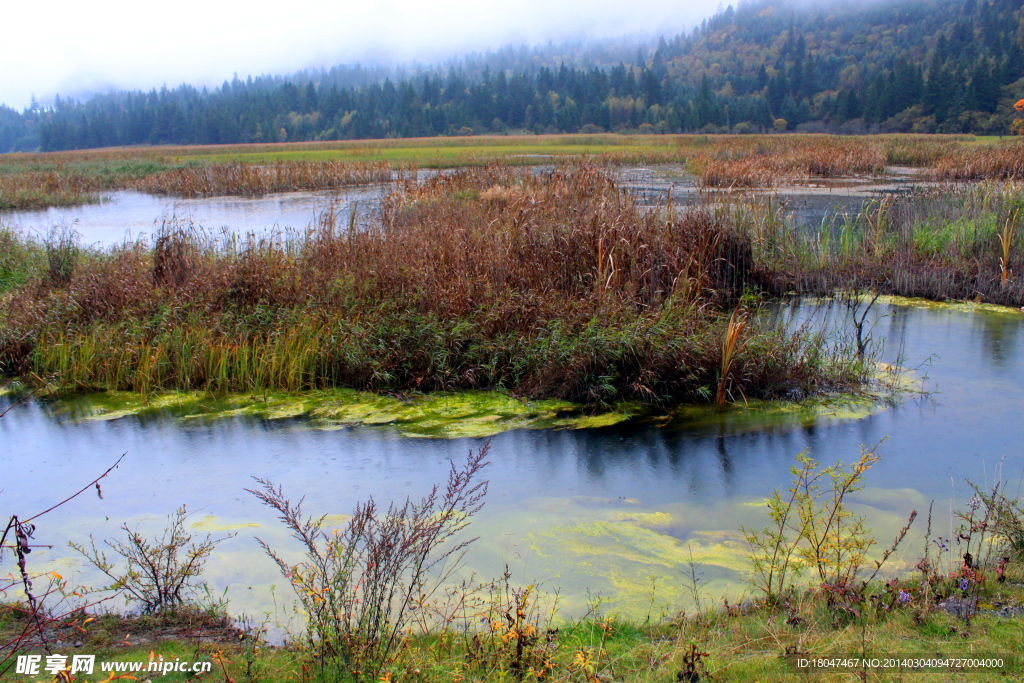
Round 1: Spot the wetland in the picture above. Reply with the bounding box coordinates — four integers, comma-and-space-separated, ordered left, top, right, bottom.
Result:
2, 134, 1024, 681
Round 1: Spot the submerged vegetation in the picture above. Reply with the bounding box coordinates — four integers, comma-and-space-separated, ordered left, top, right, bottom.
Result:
4, 441, 1023, 682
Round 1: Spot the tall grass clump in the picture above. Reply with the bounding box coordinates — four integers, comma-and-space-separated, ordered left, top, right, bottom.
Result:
726, 181, 1024, 306
932, 140, 1024, 181
689, 136, 886, 188
0, 162, 866, 404
43, 223, 79, 286
0, 226, 44, 292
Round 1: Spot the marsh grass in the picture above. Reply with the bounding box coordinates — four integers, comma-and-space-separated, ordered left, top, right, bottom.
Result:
2, 134, 1022, 211
0, 226, 44, 292
0, 163, 865, 404
0, 155, 183, 210
690, 137, 887, 188
138, 160, 398, 197
726, 181, 1024, 306
43, 223, 79, 286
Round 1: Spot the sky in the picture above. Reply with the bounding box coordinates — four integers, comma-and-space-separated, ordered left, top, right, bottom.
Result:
0, 0, 724, 110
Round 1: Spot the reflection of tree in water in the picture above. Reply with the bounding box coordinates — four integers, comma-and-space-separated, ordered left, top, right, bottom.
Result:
884, 304, 910, 360
976, 312, 1021, 369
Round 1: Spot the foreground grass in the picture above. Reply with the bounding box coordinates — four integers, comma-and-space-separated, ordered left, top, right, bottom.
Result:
4, 570, 1023, 682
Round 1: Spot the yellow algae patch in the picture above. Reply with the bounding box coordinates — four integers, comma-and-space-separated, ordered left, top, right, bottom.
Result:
564, 412, 631, 429
610, 511, 674, 527
547, 519, 749, 576
320, 514, 353, 528
877, 294, 1024, 316
190, 515, 261, 532
667, 393, 888, 435
854, 487, 929, 511
48, 387, 639, 438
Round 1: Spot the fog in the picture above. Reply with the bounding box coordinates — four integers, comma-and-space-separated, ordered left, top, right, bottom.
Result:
0, 0, 723, 110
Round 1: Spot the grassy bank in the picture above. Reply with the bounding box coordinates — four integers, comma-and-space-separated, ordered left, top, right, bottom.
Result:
0, 155, 185, 210
0, 163, 865, 402
4, 588, 1023, 682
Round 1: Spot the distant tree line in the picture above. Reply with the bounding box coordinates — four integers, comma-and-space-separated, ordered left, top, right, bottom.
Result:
2, 0, 1023, 153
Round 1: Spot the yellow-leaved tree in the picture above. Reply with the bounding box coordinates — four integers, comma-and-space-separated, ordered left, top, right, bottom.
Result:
1012, 99, 1024, 136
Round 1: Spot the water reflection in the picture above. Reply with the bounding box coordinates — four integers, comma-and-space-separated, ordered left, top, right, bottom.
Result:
1, 187, 383, 247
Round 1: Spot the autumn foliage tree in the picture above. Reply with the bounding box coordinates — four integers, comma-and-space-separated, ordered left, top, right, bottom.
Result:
1012, 99, 1024, 136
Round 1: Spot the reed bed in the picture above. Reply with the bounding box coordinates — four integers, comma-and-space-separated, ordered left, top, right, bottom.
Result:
0, 163, 864, 403
2, 134, 1021, 211
0, 171, 108, 210
690, 137, 887, 188
931, 140, 1024, 181
137, 160, 399, 198
727, 180, 1024, 306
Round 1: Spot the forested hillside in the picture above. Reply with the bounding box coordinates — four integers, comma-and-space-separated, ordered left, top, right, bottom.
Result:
3, 0, 1024, 152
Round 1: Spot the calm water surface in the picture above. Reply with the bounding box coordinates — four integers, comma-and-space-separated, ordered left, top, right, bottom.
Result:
1, 165, 928, 246
1, 300, 1021, 624
0, 186, 383, 246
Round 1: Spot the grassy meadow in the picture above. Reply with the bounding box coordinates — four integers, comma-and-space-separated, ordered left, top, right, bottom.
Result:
3, 133, 1024, 209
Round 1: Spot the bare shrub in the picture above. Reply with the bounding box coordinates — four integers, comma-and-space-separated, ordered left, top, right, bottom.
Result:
70, 505, 232, 614
248, 443, 490, 682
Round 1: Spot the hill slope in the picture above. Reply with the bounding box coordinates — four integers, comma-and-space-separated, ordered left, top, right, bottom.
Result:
2, 0, 1024, 152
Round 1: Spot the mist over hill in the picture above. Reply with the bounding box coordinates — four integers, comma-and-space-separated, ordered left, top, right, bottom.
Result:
2, 0, 1023, 152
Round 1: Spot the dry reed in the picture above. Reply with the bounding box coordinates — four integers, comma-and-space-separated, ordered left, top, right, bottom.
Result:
0, 163, 864, 404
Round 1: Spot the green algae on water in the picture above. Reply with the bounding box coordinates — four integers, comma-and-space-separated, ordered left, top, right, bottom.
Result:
39, 373, 905, 438
872, 294, 1023, 316
43, 388, 634, 438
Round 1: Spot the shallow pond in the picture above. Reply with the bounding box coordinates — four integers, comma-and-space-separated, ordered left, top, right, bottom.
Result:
1, 298, 1022, 629
1, 165, 929, 247
0, 186, 384, 247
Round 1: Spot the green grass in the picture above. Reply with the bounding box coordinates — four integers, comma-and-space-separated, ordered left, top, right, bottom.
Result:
4, 579, 1023, 682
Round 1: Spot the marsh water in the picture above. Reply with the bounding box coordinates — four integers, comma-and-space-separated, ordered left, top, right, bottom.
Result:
1, 297, 1022, 628
0, 165, 927, 247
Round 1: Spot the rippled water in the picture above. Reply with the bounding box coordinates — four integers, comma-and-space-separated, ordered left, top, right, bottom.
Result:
2, 298, 1021, 624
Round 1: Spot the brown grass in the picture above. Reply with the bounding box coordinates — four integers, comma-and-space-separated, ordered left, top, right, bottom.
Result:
137, 160, 398, 197
0, 163, 863, 403
691, 137, 887, 188
932, 140, 1024, 181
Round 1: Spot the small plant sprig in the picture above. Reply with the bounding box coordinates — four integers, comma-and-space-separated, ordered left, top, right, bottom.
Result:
743, 440, 915, 607
70, 504, 234, 614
